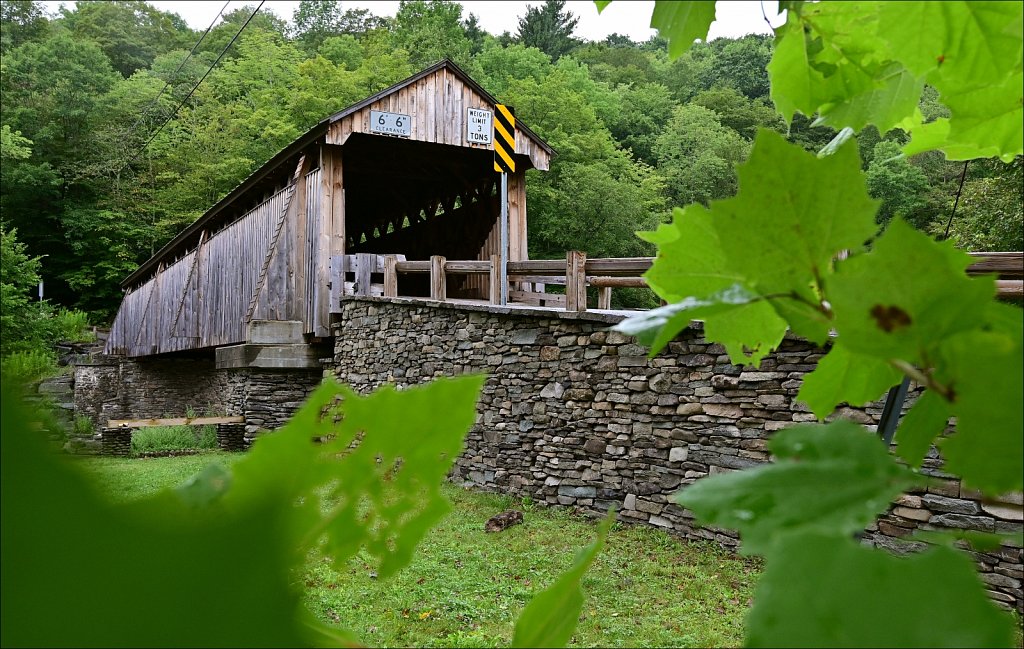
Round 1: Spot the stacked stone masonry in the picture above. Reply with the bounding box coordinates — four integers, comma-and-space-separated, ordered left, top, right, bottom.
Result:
73, 354, 320, 446
328, 297, 1023, 613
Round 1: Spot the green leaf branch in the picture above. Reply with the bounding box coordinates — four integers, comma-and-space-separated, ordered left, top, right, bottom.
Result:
604, 1, 1023, 645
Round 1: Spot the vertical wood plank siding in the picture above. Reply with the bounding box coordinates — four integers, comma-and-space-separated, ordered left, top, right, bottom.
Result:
106, 189, 287, 356
325, 68, 550, 171
305, 168, 322, 329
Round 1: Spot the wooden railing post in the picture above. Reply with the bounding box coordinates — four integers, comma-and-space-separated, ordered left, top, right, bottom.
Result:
489, 254, 501, 305
566, 250, 587, 312
383, 255, 398, 297
430, 255, 446, 301
597, 286, 612, 310
354, 253, 372, 296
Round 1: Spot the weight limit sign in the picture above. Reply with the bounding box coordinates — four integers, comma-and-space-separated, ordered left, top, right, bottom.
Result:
493, 104, 515, 174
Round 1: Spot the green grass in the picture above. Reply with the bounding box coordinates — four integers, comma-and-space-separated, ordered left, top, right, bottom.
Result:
77, 452, 243, 503
77, 455, 757, 647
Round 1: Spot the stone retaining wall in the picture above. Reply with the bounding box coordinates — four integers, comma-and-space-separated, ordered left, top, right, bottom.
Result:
224, 368, 321, 444
328, 297, 1023, 612
73, 355, 320, 443
74, 354, 228, 426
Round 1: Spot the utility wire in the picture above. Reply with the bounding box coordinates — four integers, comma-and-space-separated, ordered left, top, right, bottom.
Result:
122, 0, 265, 171
942, 161, 970, 240
125, 0, 231, 139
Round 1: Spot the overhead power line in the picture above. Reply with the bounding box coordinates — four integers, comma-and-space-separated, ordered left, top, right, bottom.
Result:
125, 0, 232, 140
942, 161, 970, 240
123, 0, 266, 171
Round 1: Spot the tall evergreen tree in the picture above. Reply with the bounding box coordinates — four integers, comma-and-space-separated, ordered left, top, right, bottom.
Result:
515, 0, 578, 61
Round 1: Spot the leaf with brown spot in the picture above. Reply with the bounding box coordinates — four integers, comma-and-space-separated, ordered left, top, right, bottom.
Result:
869, 304, 912, 332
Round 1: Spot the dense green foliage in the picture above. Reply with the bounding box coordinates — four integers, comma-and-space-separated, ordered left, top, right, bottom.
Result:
1, 0, 1018, 322
0, 224, 91, 381
616, 1, 1022, 646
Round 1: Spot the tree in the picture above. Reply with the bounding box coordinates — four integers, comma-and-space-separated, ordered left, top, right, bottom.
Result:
291, 1, 383, 53
291, 0, 349, 52
317, 34, 362, 70
608, 82, 675, 165
938, 157, 1024, 252
690, 86, 783, 141
515, 0, 579, 62
59, 0, 193, 77
0, 31, 121, 307
573, 41, 660, 86
391, 0, 472, 68
0, 0, 49, 52
653, 104, 749, 207
0, 225, 44, 355
474, 42, 553, 99
528, 159, 666, 262
462, 12, 486, 55
866, 140, 931, 227
703, 34, 772, 99
201, 4, 289, 56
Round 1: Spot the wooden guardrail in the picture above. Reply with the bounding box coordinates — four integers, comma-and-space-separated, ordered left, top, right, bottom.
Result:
339, 250, 1023, 312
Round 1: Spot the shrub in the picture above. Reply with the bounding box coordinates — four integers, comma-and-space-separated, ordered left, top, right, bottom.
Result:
0, 349, 60, 386
130, 425, 218, 455
73, 415, 94, 437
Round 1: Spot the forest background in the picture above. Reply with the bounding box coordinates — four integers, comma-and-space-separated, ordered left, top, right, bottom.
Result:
1, 0, 1022, 351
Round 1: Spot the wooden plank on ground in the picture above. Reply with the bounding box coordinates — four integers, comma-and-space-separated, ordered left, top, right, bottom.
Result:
107, 416, 245, 429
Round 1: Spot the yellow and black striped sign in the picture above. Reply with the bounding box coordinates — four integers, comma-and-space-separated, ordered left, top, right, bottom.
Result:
493, 104, 515, 174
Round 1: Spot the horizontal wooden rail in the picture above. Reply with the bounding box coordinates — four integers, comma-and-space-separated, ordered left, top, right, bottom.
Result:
968, 252, 1023, 279
107, 416, 244, 429
588, 276, 649, 288
997, 280, 1023, 300
359, 250, 1023, 311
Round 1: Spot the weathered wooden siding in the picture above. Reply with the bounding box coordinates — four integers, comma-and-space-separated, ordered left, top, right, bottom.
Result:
105, 62, 551, 358
325, 67, 549, 171
305, 168, 323, 331
106, 189, 289, 356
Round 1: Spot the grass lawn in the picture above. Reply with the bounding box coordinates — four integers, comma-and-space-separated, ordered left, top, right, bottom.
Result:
78, 454, 758, 648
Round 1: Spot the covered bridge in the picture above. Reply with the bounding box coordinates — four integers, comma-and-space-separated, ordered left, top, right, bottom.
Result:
105, 59, 553, 359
